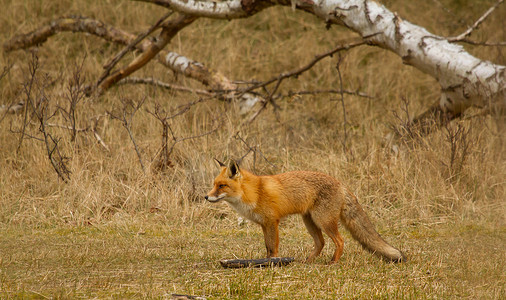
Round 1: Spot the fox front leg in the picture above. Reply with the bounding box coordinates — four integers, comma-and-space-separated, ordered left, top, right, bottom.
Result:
261, 220, 280, 258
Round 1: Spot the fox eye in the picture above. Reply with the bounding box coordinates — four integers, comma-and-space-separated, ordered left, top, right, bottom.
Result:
218, 184, 226, 189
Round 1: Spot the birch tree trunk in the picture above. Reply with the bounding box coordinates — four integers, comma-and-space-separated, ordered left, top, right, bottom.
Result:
151, 0, 506, 118
312, 0, 506, 118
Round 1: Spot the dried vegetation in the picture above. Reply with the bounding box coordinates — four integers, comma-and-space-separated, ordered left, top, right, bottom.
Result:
0, 0, 504, 298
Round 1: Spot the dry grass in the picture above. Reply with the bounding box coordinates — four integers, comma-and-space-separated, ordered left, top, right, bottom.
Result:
0, 0, 505, 299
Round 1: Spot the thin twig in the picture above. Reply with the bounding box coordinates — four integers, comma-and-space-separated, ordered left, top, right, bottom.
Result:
118, 77, 211, 95
9, 122, 44, 142
147, 98, 212, 171
97, 11, 173, 87
21, 55, 71, 182
247, 99, 269, 124
91, 116, 110, 152
16, 55, 38, 154
448, 0, 504, 42
31, 122, 88, 132
243, 38, 369, 123
283, 89, 373, 99
147, 103, 172, 171
390, 96, 415, 140
335, 54, 348, 156
241, 38, 369, 95
108, 98, 147, 172
452, 38, 506, 47
59, 55, 87, 142
234, 132, 275, 170
98, 14, 196, 92
167, 118, 221, 158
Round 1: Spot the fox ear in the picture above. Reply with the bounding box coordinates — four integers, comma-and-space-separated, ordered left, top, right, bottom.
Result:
214, 158, 225, 168
227, 159, 240, 179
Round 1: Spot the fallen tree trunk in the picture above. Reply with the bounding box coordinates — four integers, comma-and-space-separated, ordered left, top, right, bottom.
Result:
97, 14, 197, 92
316, 0, 506, 120
144, 0, 505, 122
3, 15, 262, 113
4, 1, 505, 126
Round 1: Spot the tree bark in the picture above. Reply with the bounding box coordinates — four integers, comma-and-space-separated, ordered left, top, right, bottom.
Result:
4, 1, 505, 121
97, 14, 197, 92
3, 15, 263, 113
150, 0, 505, 118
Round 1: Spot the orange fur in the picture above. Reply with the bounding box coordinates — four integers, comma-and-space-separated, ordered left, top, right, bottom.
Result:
205, 160, 405, 263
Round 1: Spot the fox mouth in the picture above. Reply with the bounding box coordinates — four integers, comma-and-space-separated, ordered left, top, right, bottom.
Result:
205, 195, 225, 203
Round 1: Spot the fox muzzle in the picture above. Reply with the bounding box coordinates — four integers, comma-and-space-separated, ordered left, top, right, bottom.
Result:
204, 195, 225, 203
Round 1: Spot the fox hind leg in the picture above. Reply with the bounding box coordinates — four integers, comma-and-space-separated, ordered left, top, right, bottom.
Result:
321, 219, 344, 263
302, 214, 325, 262
311, 211, 344, 263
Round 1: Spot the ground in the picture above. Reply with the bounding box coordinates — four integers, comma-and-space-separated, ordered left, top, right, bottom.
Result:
0, 0, 504, 299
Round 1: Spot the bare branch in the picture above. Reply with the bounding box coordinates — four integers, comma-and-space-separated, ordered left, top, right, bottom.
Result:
16, 55, 39, 153
234, 132, 275, 170
443, 123, 470, 179
242, 38, 368, 95
167, 119, 220, 158
147, 103, 173, 171
283, 89, 373, 99
90, 116, 110, 152
59, 56, 87, 142
146, 98, 219, 167
451, 38, 506, 47
6, 0, 504, 124
389, 96, 421, 141
335, 54, 349, 156
448, 0, 504, 42
97, 11, 174, 86
118, 77, 211, 96
161, 52, 264, 113
9, 122, 44, 142
244, 37, 369, 123
108, 98, 147, 172
3, 16, 140, 52
97, 14, 197, 92
4, 15, 263, 111
19, 54, 72, 182
409, 101, 460, 136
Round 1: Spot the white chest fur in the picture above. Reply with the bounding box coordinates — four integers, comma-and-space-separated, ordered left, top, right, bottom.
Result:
226, 199, 263, 224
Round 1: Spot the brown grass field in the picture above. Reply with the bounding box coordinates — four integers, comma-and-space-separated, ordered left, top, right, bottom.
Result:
0, 0, 505, 298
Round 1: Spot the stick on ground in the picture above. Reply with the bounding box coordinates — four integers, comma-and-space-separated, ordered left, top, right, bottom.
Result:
219, 257, 295, 268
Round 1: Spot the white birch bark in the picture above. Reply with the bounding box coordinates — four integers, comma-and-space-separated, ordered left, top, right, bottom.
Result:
311, 0, 505, 115
164, 52, 262, 114
154, 0, 506, 116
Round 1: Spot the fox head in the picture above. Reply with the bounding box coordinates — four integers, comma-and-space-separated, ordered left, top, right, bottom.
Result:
205, 159, 243, 203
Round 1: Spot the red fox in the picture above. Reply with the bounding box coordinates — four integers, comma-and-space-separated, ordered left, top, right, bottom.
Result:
205, 159, 405, 263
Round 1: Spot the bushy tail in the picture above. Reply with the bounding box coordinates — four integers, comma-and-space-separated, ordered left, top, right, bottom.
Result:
340, 191, 405, 263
